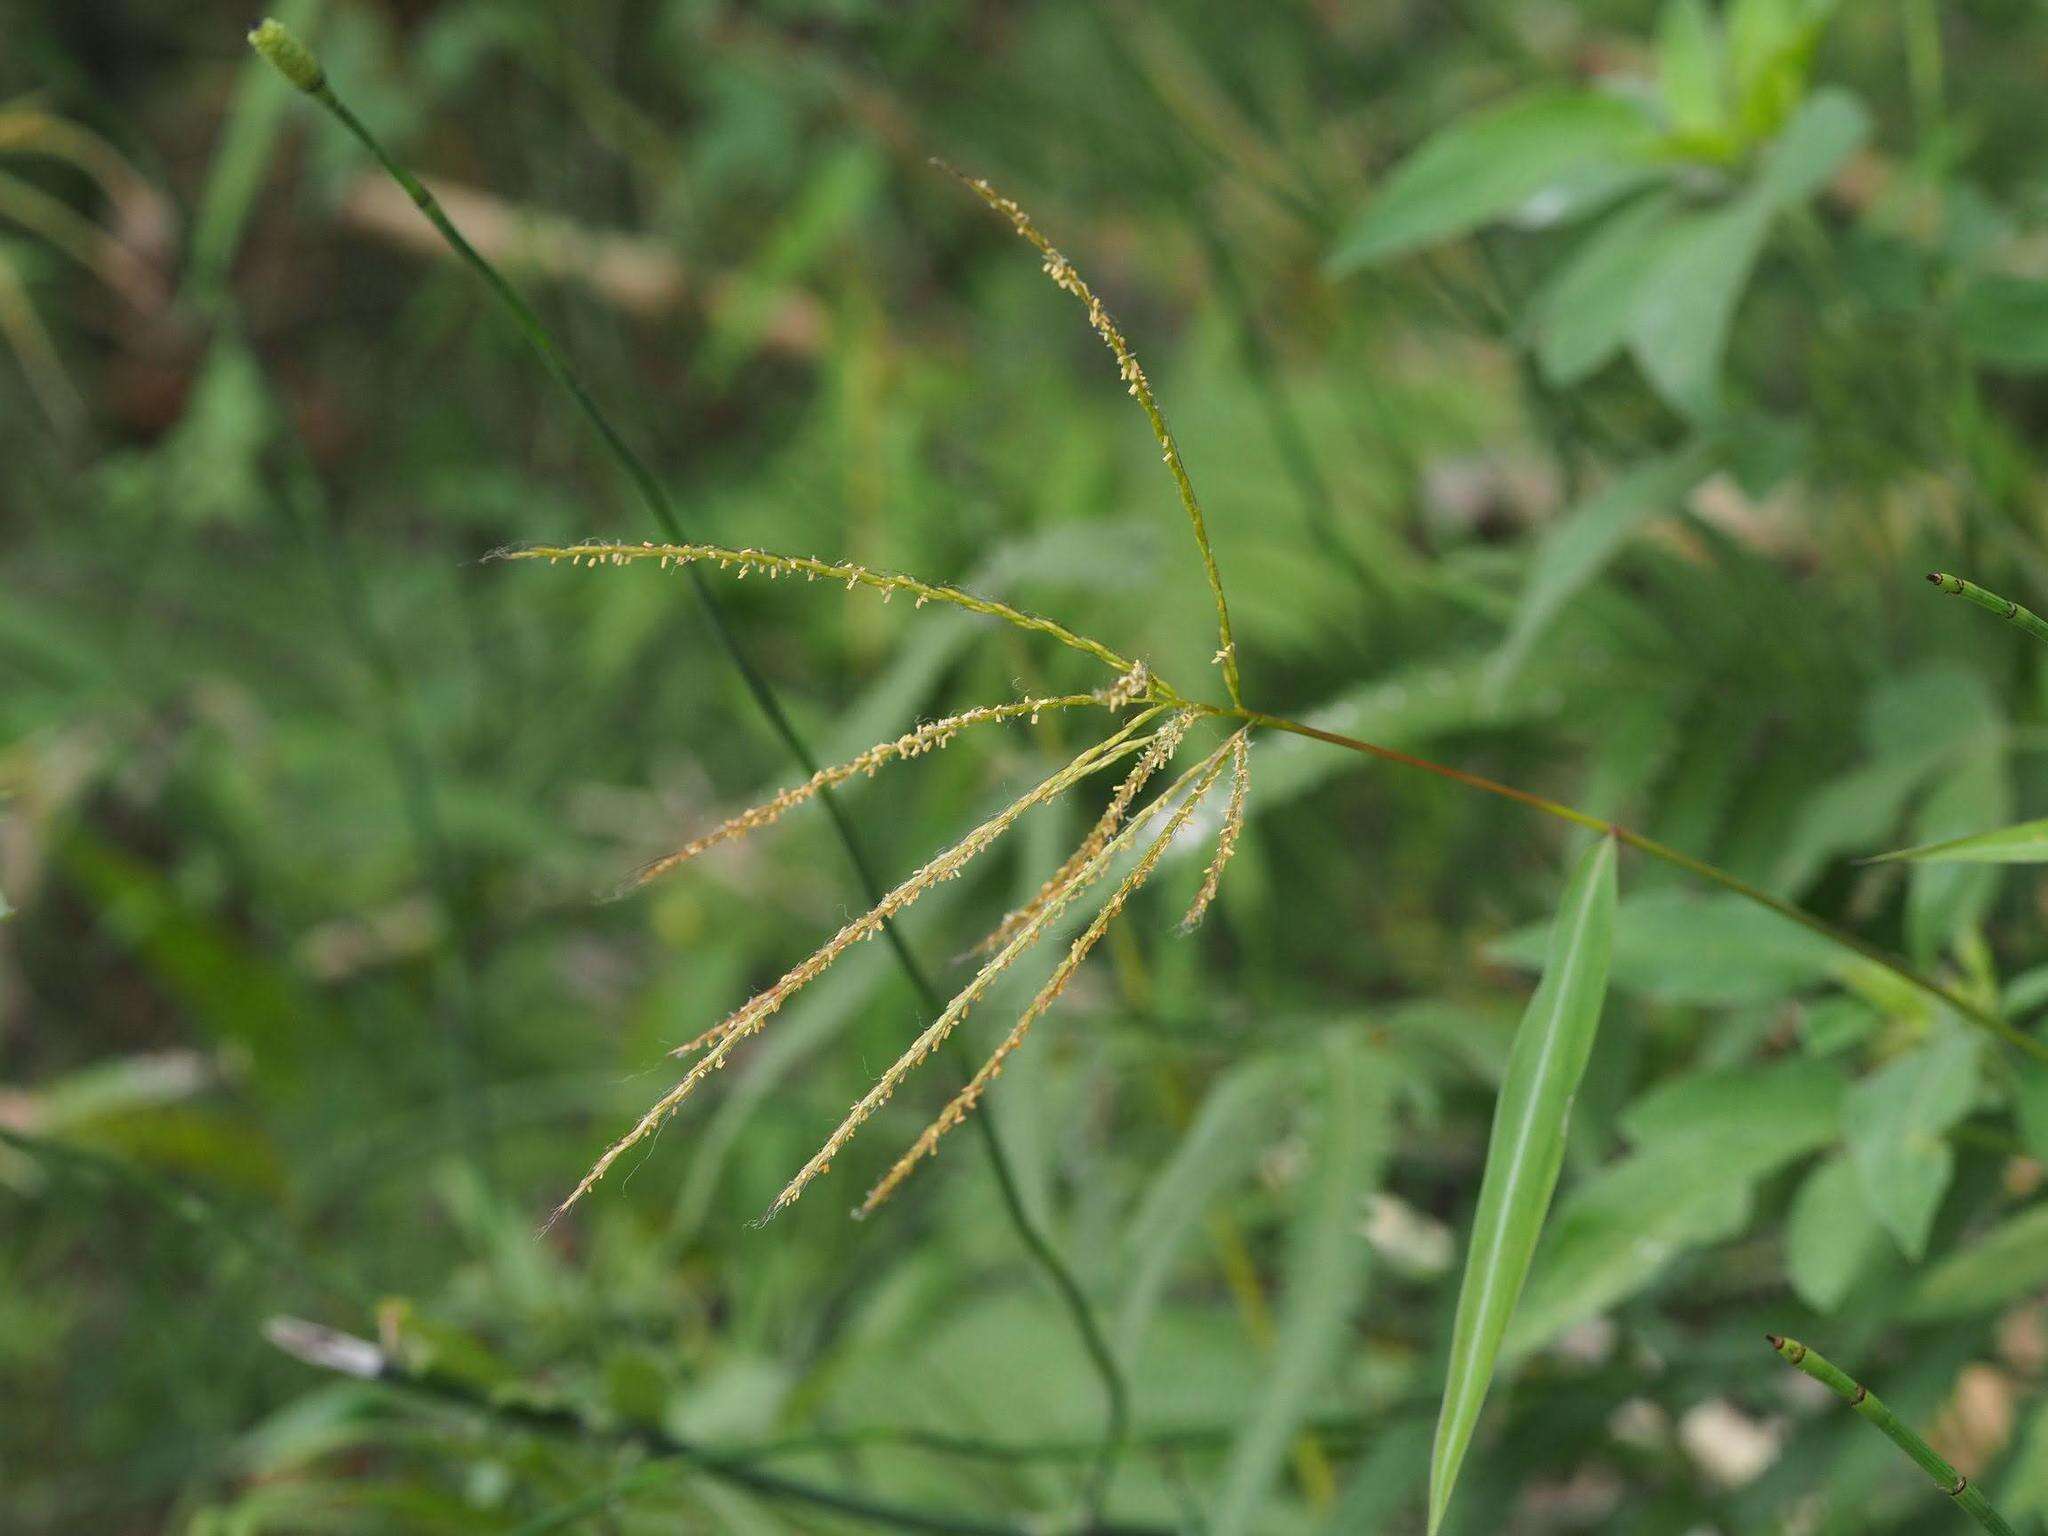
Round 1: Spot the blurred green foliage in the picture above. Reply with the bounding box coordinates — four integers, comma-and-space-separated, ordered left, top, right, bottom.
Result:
13, 1, 2048, 1532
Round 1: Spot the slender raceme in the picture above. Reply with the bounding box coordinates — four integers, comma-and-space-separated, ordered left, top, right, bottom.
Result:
1766, 1335, 2018, 1536
499, 541, 1140, 675
942, 162, 1243, 707
1928, 571, 2048, 648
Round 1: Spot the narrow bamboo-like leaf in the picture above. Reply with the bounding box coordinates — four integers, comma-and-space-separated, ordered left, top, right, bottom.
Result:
1328, 91, 1661, 272
1212, 1041, 1391, 1536
1867, 817, 2048, 865
1429, 835, 1617, 1535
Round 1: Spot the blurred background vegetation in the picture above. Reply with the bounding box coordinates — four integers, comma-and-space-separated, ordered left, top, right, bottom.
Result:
12, 1, 2048, 1531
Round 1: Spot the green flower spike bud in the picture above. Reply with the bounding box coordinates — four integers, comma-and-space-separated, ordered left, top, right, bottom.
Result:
247, 18, 323, 94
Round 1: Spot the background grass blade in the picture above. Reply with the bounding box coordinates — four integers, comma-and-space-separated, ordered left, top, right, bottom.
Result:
1211, 1040, 1392, 1536
1429, 834, 1617, 1535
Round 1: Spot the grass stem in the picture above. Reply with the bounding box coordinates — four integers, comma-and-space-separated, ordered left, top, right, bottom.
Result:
1220, 706, 2048, 1065
264, 1317, 1162, 1536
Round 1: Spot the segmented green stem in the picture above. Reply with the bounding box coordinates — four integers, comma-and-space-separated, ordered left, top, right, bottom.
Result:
1766, 1335, 2018, 1536
249, 23, 1133, 1501
1928, 572, 2048, 648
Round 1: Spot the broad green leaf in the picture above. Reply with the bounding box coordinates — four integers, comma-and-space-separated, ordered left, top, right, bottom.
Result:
1213, 1041, 1391, 1536
1507, 1058, 1843, 1352
1771, 751, 1942, 892
1799, 996, 1881, 1056
1486, 448, 1708, 696
1728, 0, 1837, 137
1626, 196, 1771, 418
1659, 0, 1729, 146
1617, 1057, 1846, 1148
1491, 890, 1838, 1006
1529, 192, 1680, 384
1624, 91, 1865, 418
1429, 835, 1616, 1535
1906, 1201, 2048, 1319
1329, 91, 1661, 272
1785, 1152, 1884, 1312
1956, 275, 2048, 372
1846, 1030, 1980, 1260
1751, 89, 1870, 209
1116, 1058, 1292, 1363
1505, 1147, 1751, 1356
1868, 816, 2048, 866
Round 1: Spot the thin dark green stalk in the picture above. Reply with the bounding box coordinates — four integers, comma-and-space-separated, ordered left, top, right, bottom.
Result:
1765, 1335, 2017, 1536
275, 443, 493, 1177
1219, 706, 2048, 1065
248, 19, 1130, 1506
264, 1316, 1167, 1536
1928, 571, 2048, 648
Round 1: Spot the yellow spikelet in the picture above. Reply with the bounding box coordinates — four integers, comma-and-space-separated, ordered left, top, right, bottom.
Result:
1181, 728, 1251, 930
973, 709, 1191, 955
615, 693, 1103, 897
859, 737, 1237, 1215
766, 732, 1229, 1219
545, 708, 1168, 1227
497, 541, 1139, 678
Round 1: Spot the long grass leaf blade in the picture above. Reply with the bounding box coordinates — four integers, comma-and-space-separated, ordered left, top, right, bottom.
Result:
1429, 834, 1617, 1534
1865, 817, 2048, 865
